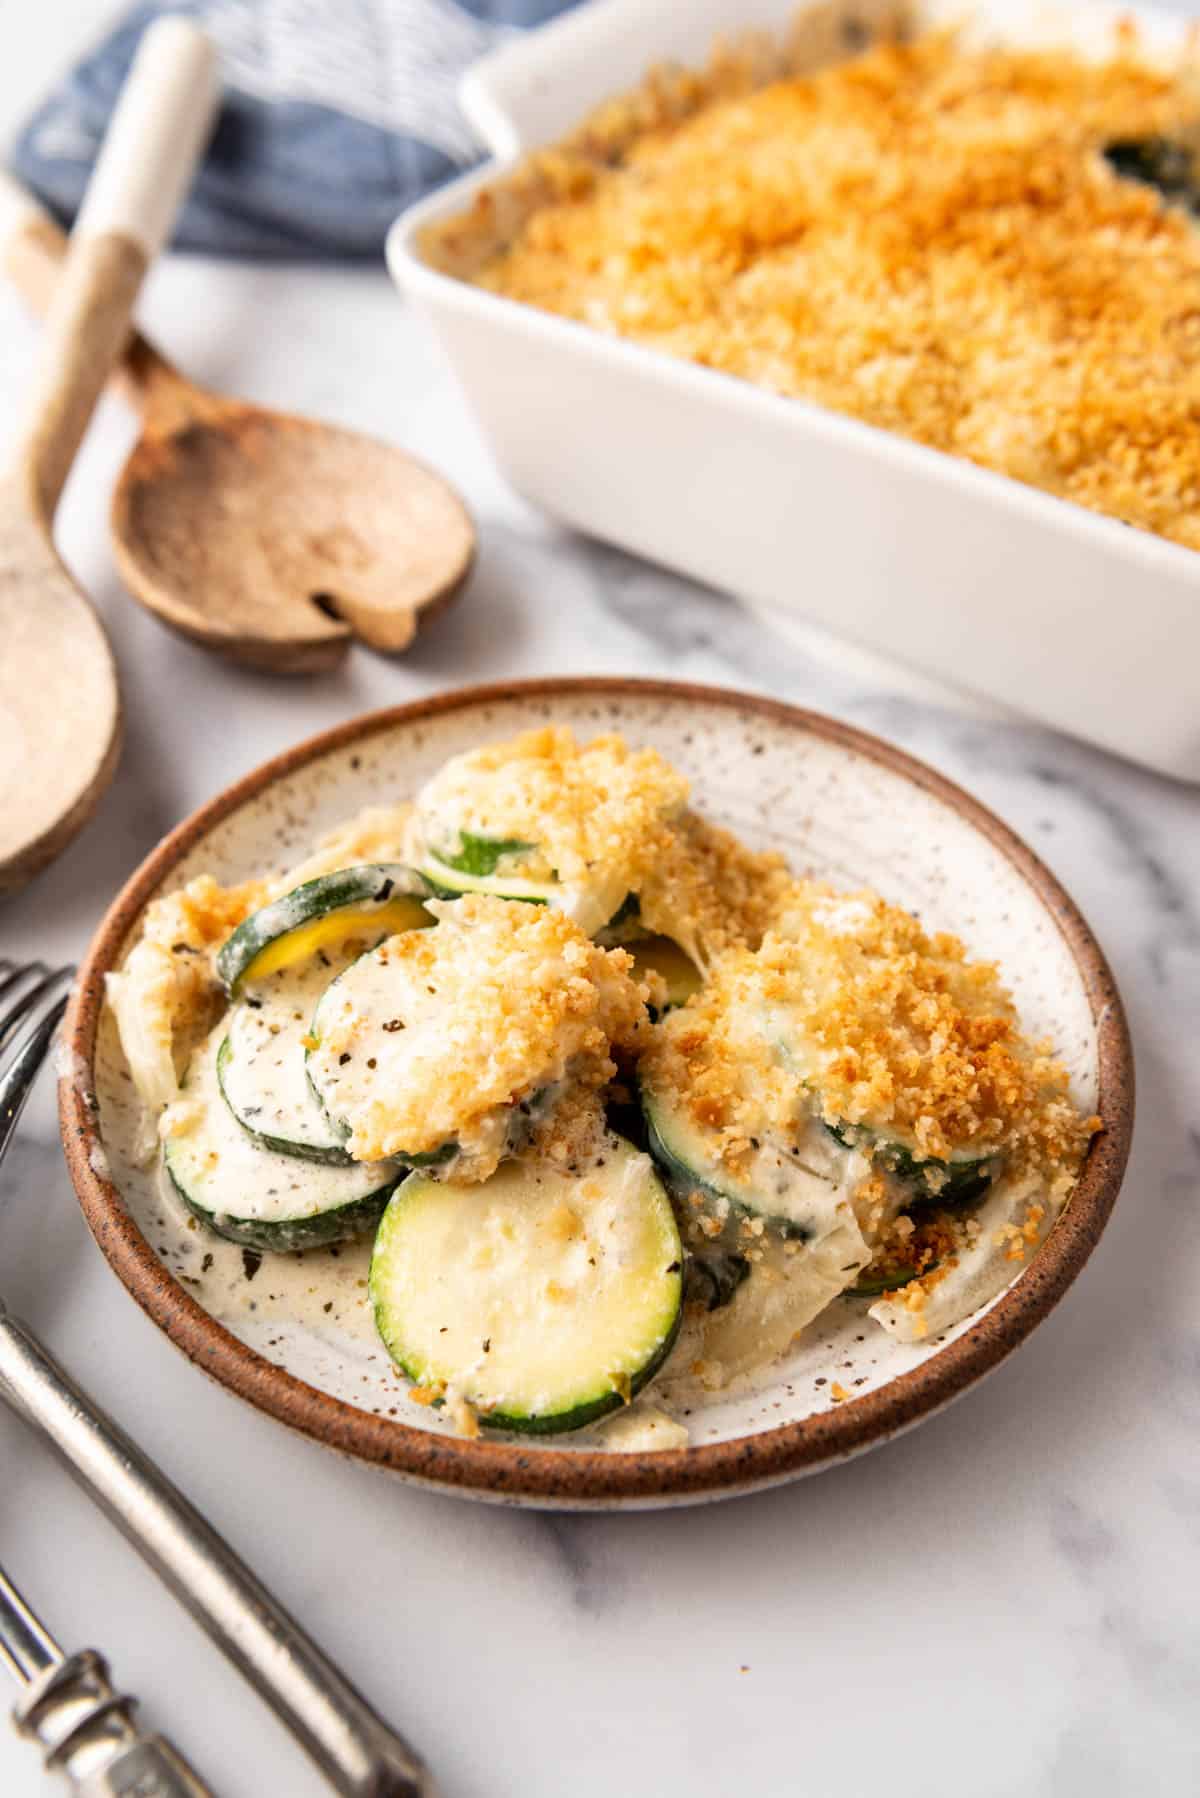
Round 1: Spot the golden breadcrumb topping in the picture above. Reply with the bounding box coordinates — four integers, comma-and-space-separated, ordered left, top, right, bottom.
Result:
307, 894, 653, 1171
641, 878, 1097, 1183
469, 32, 1200, 549
638, 811, 793, 968
410, 726, 688, 902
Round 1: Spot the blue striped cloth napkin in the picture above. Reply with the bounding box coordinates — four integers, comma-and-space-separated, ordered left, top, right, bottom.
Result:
9, 0, 581, 258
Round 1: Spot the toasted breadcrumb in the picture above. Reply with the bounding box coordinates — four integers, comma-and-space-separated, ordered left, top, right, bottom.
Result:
410, 726, 688, 892
306, 894, 653, 1172
469, 32, 1200, 550
638, 811, 793, 968
641, 877, 1098, 1187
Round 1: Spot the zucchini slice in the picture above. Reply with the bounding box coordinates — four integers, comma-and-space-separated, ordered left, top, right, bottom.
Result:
164, 1028, 399, 1251
305, 943, 560, 1171
595, 896, 700, 1010
847, 1258, 924, 1299
217, 960, 350, 1164
369, 1142, 684, 1434
217, 864, 432, 994
686, 1247, 751, 1312
626, 936, 701, 1011
641, 1078, 854, 1241
825, 1121, 998, 1203
417, 831, 557, 907
416, 837, 631, 939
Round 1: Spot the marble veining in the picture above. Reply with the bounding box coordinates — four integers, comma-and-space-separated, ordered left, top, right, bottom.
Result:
0, 240, 1197, 1798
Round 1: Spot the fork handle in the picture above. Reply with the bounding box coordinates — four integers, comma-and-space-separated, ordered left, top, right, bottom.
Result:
0, 1308, 432, 1798
14, 1647, 213, 1797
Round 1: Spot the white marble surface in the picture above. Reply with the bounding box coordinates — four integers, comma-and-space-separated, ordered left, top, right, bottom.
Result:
2, 18, 1200, 1798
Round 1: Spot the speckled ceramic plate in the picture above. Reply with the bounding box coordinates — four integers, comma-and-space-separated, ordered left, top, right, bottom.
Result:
61, 679, 1133, 1509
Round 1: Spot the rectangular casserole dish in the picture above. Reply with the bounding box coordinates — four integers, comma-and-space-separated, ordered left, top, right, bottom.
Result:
387, 0, 1200, 781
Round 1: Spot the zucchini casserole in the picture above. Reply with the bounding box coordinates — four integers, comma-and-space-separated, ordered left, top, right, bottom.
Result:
107, 727, 1099, 1439
438, 26, 1200, 550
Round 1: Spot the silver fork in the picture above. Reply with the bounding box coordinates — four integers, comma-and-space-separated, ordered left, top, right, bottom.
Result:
0, 960, 433, 1797
1, 1552, 211, 1795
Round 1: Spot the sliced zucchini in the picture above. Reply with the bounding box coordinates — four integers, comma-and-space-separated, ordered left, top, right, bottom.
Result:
869, 1171, 1053, 1343
163, 1028, 399, 1251
417, 832, 557, 907
1103, 137, 1200, 212
691, 1225, 870, 1383
848, 1258, 924, 1299
369, 1141, 684, 1434
641, 1078, 854, 1241
217, 864, 432, 994
626, 936, 701, 1011
686, 1247, 750, 1312
595, 896, 700, 1011
305, 943, 559, 1170
825, 1121, 998, 1203
595, 892, 640, 940
217, 960, 350, 1164
416, 837, 630, 939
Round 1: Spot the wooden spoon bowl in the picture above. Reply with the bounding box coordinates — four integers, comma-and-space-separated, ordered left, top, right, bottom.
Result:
111, 348, 475, 673
0, 483, 122, 894
7, 216, 475, 677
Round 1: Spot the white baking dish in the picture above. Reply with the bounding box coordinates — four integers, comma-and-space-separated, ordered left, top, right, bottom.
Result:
387, 0, 1200, 781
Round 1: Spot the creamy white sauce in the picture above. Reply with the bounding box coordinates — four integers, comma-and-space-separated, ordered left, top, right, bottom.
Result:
601, 1404, 690, 1452
732, 1125, 867, 1239
154, 1159, 378, 1338
164, 1026, 395, 1224
869, 1170, 1048, 1342
222, 960, 346, 1153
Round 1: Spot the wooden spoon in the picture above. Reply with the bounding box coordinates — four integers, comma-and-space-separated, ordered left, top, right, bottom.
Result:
0, 21, 218, 896
4, 217, 476, 676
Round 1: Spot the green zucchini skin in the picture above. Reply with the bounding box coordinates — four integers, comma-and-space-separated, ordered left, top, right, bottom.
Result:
217, 864, 432, 994
686, 1248, 751, 1312
847, 1263, 923, 1299
414, 836, 556, 907
437, 832, 535, 878
165, 1160, 394, 1253
641, 1088, 810, 1242
164, 1031, 399, 1251
370, 1144, 684, 1434
1103, 137, 1200, 212
217, 1033, 353, 1166
216, 955, 358, 1165
824, 1121, 997, 1203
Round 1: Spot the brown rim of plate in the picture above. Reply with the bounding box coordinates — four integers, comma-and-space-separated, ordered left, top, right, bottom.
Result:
60, 677, 1134, 1507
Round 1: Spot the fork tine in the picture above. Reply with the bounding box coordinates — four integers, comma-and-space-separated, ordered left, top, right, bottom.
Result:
0, 962, 47, 1011
0, 965, 72, 1052
0, 990, 71, 1167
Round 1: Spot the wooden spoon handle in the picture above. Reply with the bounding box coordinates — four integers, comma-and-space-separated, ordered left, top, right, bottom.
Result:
0, 182, 191, 427
9, 18, 218, 530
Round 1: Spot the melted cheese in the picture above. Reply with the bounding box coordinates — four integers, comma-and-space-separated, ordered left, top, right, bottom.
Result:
407, 726, 689, 935
643, 877, 1096, 1185
307, 895, 653, 1173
